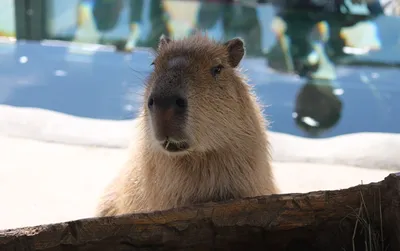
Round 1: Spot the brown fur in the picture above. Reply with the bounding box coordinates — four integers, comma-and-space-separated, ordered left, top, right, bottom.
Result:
96, 33, 279, 217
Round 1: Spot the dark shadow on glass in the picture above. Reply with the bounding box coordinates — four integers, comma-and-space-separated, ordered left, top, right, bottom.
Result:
134, 0, 171, 50
293, 79, 343, 137
265, 8, 383, 77
92, 0, 124, 32
48, 0, 171, 52
264, 2, 387, 136
92, 0, 171, 51
271, 0, 384, 15
195, 0, 263, 56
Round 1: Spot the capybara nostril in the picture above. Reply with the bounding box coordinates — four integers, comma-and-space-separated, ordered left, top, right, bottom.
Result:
150, 95, 187, 113
175, 97, 187, 109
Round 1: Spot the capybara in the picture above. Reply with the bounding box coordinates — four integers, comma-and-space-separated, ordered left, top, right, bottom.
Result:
96, 33, 278, 217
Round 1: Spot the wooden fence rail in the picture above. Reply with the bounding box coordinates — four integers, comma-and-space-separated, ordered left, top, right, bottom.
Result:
1, 173, 399, 251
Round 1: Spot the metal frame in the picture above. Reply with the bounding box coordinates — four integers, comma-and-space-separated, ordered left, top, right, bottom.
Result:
14, 0, 48, 40
14, 0, 28, 39
29, 0, 49, 40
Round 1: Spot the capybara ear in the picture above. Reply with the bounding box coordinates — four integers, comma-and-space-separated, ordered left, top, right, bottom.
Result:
224, 38, 245, 68
158, 34, 171, 50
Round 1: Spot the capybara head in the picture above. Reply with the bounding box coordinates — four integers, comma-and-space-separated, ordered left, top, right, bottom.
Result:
143, 33, 249, 155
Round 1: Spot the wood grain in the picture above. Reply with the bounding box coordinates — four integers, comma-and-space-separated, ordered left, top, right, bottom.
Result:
1, 172, 399, 251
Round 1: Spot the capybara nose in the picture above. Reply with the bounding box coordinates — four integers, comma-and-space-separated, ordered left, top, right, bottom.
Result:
148, 94, 188, 141
148, 95, 187, 114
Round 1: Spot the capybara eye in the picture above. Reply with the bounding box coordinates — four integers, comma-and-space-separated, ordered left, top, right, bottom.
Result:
210, 64, 224, 77
150, 61, 154, 66
147, 97, 154, 109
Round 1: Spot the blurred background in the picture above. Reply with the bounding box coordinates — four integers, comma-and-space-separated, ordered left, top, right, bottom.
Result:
1, 0, 400, 138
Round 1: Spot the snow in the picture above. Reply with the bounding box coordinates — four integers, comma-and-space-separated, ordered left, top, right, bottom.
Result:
0, 104, 398, 230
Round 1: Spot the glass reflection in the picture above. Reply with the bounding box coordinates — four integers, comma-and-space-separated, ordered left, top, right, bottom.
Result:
264, 2, 389, 135
1, 0, 399, 137
293, 79, 343, 137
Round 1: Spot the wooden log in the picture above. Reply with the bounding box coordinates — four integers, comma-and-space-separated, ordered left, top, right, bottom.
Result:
0, 173, 399, 251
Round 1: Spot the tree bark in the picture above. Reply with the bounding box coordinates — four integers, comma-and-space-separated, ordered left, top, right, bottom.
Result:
1, 173, 399, 251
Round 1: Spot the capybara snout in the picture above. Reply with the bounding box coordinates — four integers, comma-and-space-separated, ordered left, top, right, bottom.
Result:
146, 54, 192, 152
148, 92, 188, 141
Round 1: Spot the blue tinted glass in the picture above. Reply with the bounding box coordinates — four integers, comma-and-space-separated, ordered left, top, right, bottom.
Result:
1, 0, 400, 138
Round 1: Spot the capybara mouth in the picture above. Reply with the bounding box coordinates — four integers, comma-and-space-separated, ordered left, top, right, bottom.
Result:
161, 139, 189, 152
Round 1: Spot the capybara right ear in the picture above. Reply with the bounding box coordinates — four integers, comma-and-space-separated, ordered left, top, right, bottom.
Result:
224, 38, 245, 68
158, 34, 171, 50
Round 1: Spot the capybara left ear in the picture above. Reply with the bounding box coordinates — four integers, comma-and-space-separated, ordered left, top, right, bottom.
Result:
158, 34, 171, 50
224, 37, 245, 68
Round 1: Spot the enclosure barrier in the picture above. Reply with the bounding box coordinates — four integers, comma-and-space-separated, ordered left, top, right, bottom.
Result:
0, 173, 399, 251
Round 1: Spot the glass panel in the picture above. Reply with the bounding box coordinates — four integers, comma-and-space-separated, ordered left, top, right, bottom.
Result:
4, 0, 400, 138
